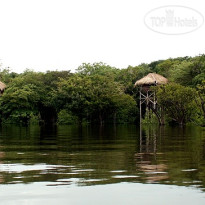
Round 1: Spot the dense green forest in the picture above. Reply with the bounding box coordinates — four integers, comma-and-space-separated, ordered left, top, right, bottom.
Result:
0, 54, 205, 126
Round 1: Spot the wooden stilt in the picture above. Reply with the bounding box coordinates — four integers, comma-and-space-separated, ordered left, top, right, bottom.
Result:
140, 124, 142, 153
140, 87, 142, 125
135, 73, 168, 126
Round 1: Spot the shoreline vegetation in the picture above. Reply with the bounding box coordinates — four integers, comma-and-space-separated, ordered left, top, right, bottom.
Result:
0, 54, 205, 126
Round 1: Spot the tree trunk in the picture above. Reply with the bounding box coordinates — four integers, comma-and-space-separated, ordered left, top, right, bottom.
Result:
113, 112, 116, 124
39, 104, 57, 125
161, 107, 165, 125
151, 107, 164, 125
99, 113, 103, 125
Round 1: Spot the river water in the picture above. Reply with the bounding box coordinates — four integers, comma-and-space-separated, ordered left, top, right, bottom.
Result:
0, 125, 205, 204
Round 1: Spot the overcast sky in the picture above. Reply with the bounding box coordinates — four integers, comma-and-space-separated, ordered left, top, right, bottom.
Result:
0, 0, 204, 73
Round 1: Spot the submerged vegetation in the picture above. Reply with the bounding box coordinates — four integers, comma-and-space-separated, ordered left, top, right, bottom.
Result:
0, 54, 205, 126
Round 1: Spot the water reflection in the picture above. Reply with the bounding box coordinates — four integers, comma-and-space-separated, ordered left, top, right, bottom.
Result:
137, 125, 205, 189
135, 153, 168, 183
0, 150, 4, 183
0, 125, 205, 191
136, 126, 168, 183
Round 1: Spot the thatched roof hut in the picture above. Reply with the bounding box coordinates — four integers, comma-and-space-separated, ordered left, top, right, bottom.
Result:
0, 81, 6, 93
135, 73, 168, 86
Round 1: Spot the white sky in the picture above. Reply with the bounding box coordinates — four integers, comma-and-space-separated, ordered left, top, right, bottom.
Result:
0, 0, 204, 73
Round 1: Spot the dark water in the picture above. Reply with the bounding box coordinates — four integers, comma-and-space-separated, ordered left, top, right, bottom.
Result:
0, 125, 205, 204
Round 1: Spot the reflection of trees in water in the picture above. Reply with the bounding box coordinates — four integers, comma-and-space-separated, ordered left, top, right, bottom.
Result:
0, 125, 205, 189
135, 126, 168, 183
135, 153, 168, 183
0, 151, 5, 183
135, 125, 205, 189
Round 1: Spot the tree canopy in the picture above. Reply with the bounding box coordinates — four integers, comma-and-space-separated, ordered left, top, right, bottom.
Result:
0, 54, 205, 126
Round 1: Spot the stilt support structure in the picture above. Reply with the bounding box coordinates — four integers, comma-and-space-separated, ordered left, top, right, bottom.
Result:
135, 73, 168, 125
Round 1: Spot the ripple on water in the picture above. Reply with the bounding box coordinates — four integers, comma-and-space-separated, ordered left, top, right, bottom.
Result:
0, 163, 74, 173
112, 175, 139, 179
109, 170, 127, 173
181, 169, 198, 172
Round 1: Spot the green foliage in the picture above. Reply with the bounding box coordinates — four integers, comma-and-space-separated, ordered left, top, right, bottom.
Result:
53, 75, 92, 122
76, 62, 119, 77
57, 109, 78, 124
0, 75, 41, 124
170, 60, 194, 86
142, 108, 158, 124
195, 81, 205, 126
111, 93, 138, 123
53, 72, 137, 124
0, 68, 18, 84
167, 55, 205, 87
0, 54, 205, 126
155, 83, 197, 125
191, 55, 205, 85
0, 70, 71, 124
116, 63, 151, 95
154, 59, 175, 77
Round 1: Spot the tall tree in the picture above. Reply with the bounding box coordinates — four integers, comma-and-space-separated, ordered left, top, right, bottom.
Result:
155, 83, 197, 125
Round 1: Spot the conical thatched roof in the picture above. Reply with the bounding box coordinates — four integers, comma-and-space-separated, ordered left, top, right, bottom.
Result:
0, 81, 6, 92
135, 73, 168, 86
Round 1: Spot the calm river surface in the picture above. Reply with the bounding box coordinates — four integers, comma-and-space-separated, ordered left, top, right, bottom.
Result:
0, 125, 205, 204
